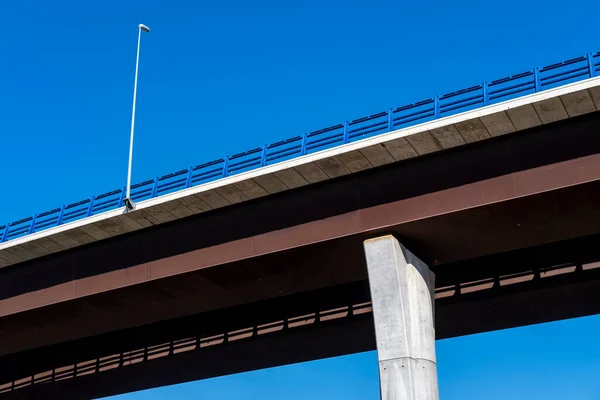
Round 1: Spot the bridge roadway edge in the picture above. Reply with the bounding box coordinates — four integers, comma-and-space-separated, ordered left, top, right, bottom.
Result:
1, 112, 600, 320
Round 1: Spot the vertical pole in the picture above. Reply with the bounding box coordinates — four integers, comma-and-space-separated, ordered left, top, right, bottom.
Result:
434, 96, 440, 119
534, 67, 541, 92
87, 196, 95, 217
387, 108, 393, 131
126, 27, 142, 201
185, 167, 193, 188
118, 187, 126, 207
28, 214, 37, 234
482, 82, 489, 106
222, 156, 229, 177
343, 121, 349, 143
300, 133, 307, 156
150, 178, 159, 198
260, 144, 267, 167
588, 53, 596, 78
56, 205, 66, 226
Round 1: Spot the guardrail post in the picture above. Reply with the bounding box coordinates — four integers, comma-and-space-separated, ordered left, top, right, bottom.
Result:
185, 167, 193, 188
28, 214, 37, 234
87, 196, 95, 217
387, 108, 393, 131
588, 53, 596, 78
56, 205, 66, 226
482, 82, 489, 106
222, 156, 229, 177
534, 67, 541, 92
260, 144, 267, 167
343, 121, 349, 143
434, 95, 440, 119
151, 178, 159, 198
118, 187, 126, 207
1, 223, 9, 243
300, 133, 307, 156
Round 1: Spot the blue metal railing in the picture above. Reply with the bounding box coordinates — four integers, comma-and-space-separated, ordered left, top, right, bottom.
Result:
1, 52, 599, 245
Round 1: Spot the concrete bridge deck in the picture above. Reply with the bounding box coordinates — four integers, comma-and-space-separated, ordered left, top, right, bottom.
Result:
1, 76, 599, 270
1, 105, 600, 396
1, 55, 600, 399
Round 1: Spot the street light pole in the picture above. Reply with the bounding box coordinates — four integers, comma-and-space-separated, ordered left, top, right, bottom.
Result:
124, 23, 150, 211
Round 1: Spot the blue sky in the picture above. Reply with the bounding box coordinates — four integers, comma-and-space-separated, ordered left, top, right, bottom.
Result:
1, 0, 600, 398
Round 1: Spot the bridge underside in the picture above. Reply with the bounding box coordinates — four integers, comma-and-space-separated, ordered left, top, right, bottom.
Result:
2, 231, 600, 399
1, 113, 600, 398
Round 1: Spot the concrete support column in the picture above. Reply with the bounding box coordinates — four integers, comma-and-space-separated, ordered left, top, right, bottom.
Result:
363, 235, 438, 400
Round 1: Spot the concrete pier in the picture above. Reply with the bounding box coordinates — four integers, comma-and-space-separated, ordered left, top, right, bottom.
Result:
363, 235, 439, 400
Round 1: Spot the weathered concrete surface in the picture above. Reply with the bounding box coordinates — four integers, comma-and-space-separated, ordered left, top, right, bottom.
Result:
383, 138, 419, 161
252, 173, 288, 194
273, 168, 308, 189
506, 104, 542, 130
364, 235, 438, 400
293, 162, 329, 184
214, 185, 249, 204
429, 126, 465, 149
560, 90, 597, 117
315, 156, 351, 178
196, 190, 230, 209
454, 119, 491, 143
337, 150, 373, 173
479, 112, 516, 136
232, 179, 268, 200
533, 97, 568, 124
406, 132, 441, 155
359, 144, 395, 167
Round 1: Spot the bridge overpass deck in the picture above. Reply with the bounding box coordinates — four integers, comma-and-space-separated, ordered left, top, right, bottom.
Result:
1, 55, 599, 269
1, 108, 600, 349
1, 53, 600, 399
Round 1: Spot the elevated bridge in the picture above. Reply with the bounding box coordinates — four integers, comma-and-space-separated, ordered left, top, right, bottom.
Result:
1, 52, 600, 399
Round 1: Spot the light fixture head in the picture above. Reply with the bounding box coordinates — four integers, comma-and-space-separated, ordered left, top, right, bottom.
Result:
138, 24, 150, 33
